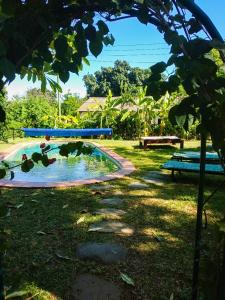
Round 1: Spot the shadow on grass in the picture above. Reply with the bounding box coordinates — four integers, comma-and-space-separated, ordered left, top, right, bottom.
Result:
1, 175, 224, 300
0, 139, 223, 299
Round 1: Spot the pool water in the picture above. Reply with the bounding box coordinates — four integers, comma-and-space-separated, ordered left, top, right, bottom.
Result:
4, 143, 119, 182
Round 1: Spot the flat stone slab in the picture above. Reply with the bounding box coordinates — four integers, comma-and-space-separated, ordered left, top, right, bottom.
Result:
71, 273, 120, 300
90, 184, 114, 191
88, 221, 134, 235
112, 190, 124, 196
99, 197, 124, 206
94, 208, 126, 219
76, 242, 127, 264
128, 182, 149, 189
141, 171, 170, 186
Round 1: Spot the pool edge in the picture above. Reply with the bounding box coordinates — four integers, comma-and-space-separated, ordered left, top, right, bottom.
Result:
0, 141, 136, 188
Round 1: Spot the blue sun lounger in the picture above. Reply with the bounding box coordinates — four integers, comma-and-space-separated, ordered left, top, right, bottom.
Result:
162, 160, 224, 179
22, 128, 113, 137
172, 151, 220, 163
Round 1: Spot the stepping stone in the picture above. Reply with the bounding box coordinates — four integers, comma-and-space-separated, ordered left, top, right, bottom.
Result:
99, 197, 123, 206
94, 208, 126, 219
88, 221, 134, 235
128, 182, 149, 189
90, 184, 114, 191
141, 171, 170, 186
113, 190, 124, 196
71, 273, 120, 300
76, 242, 127, 264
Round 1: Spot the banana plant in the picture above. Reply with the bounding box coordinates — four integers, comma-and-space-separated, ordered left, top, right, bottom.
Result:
93, 90, 118, 128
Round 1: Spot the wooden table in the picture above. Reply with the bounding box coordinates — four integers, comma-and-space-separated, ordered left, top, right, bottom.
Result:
140, 136, 184, 150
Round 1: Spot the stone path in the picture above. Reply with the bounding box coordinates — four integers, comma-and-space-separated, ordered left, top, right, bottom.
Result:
90, 184, 114, 191
141, 171, 170, 186
88, 221, 134, 235
128, 182, 149, 189
71, 274, 121, 300
73, 184, 134, 297
99, 197, 124, 206
94, 208, 126, 219
76, 242, 127, 264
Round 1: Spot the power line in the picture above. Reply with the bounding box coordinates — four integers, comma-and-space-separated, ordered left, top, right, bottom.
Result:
95, 53, 169, 57
114, 42, 166, 46
104, 47, 169, 52
88, 60, 163, 64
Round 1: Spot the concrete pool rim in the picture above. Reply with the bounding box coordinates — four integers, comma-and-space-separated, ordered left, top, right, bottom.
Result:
0, 141, 136, 188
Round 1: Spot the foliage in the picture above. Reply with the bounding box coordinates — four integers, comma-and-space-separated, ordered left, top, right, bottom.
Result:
83, 60, 151, 96
6, 90, 58, 133
61, 92, 86, 116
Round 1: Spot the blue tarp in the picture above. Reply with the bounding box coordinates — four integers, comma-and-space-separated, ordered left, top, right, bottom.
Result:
22, 128, 113, 137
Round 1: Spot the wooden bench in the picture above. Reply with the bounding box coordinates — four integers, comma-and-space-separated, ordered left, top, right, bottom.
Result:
140, 136, 184, 150
162, 160, 224, 179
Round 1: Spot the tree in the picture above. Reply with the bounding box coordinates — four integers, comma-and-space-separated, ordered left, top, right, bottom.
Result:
0, 1, 225, 299
61, 92, 85, 116
83, 60, 151, 96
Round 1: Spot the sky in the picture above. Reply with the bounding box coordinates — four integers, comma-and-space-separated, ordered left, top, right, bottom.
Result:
6, 0, 225, 99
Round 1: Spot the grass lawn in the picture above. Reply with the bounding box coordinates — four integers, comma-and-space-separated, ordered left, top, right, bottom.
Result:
0, 138, 224, 299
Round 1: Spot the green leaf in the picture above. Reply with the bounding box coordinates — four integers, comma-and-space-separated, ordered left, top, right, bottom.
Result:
82, 57, 90, 66
21, 160, 34, 172
5, 290, 28, 299
150, 62, 167, 74
0, 57, 15, 81
188, 18, 202, 34
42, 145, 51, 152
41, 155, 50, 167
55, 252, 73, 261
85, 25, 96, 41
0, 168, 6, 179
170, 293, 174, 300
75, 35, 88, 57
164, 30, 178, 45
31, 152, 43, 163
185, 39, 212, 59
41, 76, 47, 92
89, 35, 103, 57
59, 70, 70, 83
103, 34, 115, 46
120, 273, 135, 286
97, 20, 109, 35
54, 35, 68, 60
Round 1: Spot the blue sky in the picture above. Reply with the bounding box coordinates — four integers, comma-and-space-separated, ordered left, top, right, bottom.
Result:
6, 0, 225, 98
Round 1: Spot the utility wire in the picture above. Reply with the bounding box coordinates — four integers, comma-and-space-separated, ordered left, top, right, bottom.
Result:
104, 47, 169, 52
95, 53, 169, 57
88, 60, 162, 63
114, 42, 166, 46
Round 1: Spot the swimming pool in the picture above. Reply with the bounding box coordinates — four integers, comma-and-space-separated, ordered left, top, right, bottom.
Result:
1, 142, 135, 188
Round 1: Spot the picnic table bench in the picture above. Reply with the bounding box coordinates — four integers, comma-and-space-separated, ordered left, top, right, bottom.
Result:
172, 151, 220, 163
162, 160, 224, 179
140, 136, 184, 150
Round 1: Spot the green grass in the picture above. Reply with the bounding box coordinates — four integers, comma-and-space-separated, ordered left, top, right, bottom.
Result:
0, 138, 224, 300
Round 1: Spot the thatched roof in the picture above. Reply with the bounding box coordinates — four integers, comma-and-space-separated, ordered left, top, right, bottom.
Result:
78, 97, 137, 112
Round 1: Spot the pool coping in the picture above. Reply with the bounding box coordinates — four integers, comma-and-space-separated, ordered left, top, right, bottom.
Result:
0, 140, 136, 188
